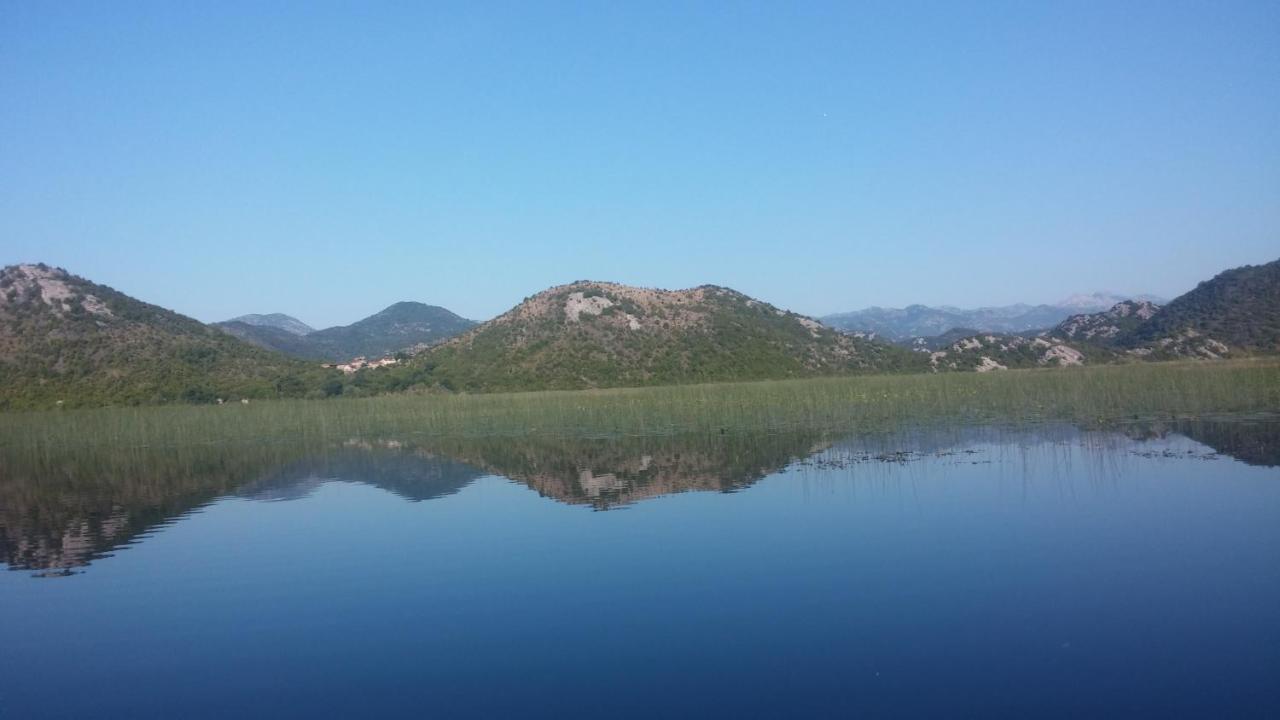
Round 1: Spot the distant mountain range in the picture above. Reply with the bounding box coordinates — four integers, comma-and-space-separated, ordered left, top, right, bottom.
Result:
822, 293, 1167, 341
216, 302, 476, 362
1, 258, 1275, 408
920, 261, 1279, 370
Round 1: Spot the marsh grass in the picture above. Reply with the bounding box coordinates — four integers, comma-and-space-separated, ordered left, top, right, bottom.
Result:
3, 360, 1278, 455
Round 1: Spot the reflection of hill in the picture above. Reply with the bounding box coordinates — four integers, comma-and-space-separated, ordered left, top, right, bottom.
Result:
0, 441, 483, 573
419, 432, 826, 509
0, 443, 310, 574
3, 417, 1275, 574
238, 440, 483, 502
824, 419, 1280, 468
1115, 418, 1280, 467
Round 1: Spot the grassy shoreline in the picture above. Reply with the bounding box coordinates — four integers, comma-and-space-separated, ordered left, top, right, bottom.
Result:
2, 360, 1278, 455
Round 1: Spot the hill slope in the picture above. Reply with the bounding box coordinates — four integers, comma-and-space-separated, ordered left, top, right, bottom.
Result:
0, 264, 339, 408
304, 302, 476, 361
1127, 259, 1280, 354
915, 258, 1280, 370
396, 281, 922, 392
1052, 300, 1161, 346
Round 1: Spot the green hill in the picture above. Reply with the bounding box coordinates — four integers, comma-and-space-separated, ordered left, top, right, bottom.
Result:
304, 301, 475, 361
386, 281, 924, 392
1127, 258, 1280, 354
0, 264, 341, 408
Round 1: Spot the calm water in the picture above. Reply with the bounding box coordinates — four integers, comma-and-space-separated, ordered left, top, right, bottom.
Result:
2, 419, 1278, 718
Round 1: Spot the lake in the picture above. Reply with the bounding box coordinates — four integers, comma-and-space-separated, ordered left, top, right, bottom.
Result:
2, 418, 1278, 718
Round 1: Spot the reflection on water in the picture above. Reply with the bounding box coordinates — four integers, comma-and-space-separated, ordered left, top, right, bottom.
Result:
1, 417, 1277, 575
1120, 417, 1280, 466
420, 431, 828, 509
1, 417, 1278, 720
237, 440, 484, 503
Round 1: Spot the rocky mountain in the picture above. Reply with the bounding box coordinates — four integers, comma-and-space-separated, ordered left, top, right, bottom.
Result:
922, 332, 1102, 372
1052, 300, 1161, 345
397, 281, 922, 392
217, 301, 475, 362
1126, 259, 1279, 355
225, 313, 314, 336
823, 294, 1165, 341
912, 259, 1280, 370
0, 264, 339, 408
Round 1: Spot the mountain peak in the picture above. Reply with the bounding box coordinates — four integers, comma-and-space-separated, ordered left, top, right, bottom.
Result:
219, 300, 475, 362
1055, 292, 1128, 310
416, 281, 908, 392
1, 263, 115, 319
224, 313, 314, 336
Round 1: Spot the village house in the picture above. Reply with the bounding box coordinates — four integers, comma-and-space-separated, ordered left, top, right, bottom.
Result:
332, 356, 400, 374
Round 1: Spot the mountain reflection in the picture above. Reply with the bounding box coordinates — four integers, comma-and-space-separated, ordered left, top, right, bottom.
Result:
1, 417, 1276, 575
0, 440, 485, 575
416, 432, 826, 510
237, 439, 484, 503
1120, 418, 1280, 467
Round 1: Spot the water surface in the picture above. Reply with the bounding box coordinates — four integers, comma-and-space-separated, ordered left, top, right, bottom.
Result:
1, 419, 1278, 718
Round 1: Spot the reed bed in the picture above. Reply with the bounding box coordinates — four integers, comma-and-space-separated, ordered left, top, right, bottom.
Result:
2, 360, 1277, 456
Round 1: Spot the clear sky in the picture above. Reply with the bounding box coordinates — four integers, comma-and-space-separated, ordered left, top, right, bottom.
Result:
3, 2, 1277, 327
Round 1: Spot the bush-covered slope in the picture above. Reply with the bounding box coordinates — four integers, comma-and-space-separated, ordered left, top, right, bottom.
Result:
388, 281, 925, 392
1127, 259, 1280, 353
304, 301, 476, 361
0, 264, 341, 408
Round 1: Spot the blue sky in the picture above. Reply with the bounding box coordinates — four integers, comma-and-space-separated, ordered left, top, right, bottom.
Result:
3, 2, 1277, 327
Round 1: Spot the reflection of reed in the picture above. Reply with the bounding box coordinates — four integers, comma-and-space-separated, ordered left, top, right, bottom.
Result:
0, 440, 484, 573
1, 418, 1275, 574
0, 441, 319, 573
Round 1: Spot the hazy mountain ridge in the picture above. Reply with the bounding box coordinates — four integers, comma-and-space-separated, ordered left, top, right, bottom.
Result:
217, 320, 324, 359
824, 293, 1167, 341
225, 313, 314, 336
217, 301, 476, 362
1056, 292, 1165, 310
